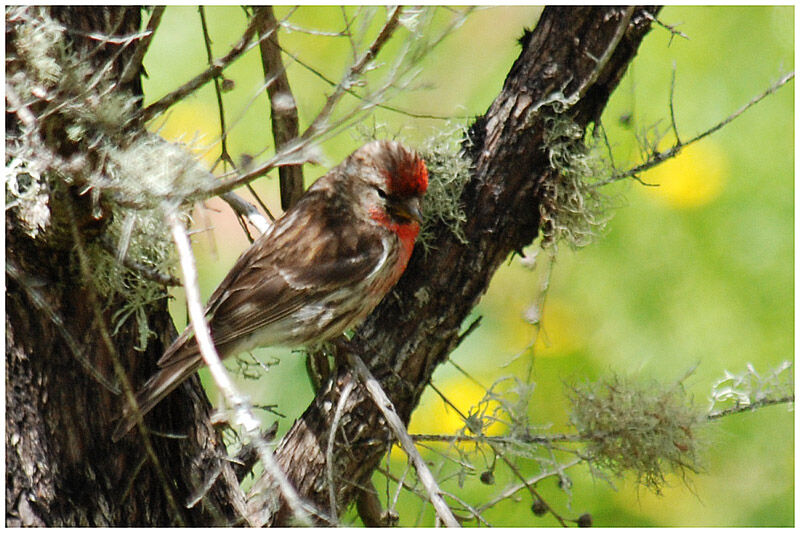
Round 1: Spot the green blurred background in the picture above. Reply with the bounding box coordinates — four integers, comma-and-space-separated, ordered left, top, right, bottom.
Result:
142, 6, 793, 527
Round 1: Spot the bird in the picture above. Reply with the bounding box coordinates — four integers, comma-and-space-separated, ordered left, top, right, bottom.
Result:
112, 140, 428, 441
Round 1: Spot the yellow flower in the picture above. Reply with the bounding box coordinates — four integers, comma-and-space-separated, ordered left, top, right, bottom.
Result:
642, 140, 728, 208
149, 102, 219, 166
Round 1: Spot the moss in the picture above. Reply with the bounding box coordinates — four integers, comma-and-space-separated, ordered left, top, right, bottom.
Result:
567, 373, 703, 493
7, 7, 218, 345
417, 128, 471, 250
539, 115, 611, 249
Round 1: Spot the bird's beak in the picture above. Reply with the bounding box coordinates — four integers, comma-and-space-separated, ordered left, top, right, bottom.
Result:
388, 197, 423, 225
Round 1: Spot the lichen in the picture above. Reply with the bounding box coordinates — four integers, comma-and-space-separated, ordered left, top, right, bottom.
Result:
6, 7, 211, 347
568, 373, 703, 493
417, 128, 471, 250
539, 115, 611, 249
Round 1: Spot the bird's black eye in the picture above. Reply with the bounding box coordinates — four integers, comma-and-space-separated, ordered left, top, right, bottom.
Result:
376, 188, 388, 199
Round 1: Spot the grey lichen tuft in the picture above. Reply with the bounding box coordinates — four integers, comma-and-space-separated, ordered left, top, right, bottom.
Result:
87, 207, 176, 350
568, 373, 703, 493
539, 115, 611, 249
6, 7, 213, 346
417, 129, 472, 251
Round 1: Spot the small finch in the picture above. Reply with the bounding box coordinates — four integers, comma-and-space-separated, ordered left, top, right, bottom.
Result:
112, 140, 428, 441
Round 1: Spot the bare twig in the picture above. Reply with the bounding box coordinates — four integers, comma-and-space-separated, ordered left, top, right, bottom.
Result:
668, 62, 681, 145
409, 432, 583, 445
475, 458, 583, 514
140, 8, 274, 123
347, 352, 460, 527
300, 6, 403, 141
197, 7, 275, 238
273, 43, 470, 121
599, 71, 794, 186
707, 394, 794, 421
378, 466, 491, 526
199, 5, 234, 171
642, 9, 689, 45
203, 7, 473, 198
120, 6, 164, 84
220, 191, 273, 234
166, 210, 313, 526
255, 5, 305, 210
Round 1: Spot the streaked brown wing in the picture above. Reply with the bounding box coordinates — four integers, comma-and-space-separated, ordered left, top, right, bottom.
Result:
159, 189, 387, 366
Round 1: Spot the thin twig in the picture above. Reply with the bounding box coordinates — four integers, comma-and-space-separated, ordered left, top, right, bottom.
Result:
166, 210, 313, 526
379, 465, 492, 527
140, 8, 274, 123
409, 432, 583, 445
204, 7, 472, 198
120, 6, 164, 84
496, 453, 569, 527
273, 43, 470, 121
475, 458, 583, 514
220, 192, 273, 234
255, 5, 305, 210
346, 352, 461, 527
668, 61, 681, 145
599, 71, 794, 186
706, 394, 794, 421
199, 5, 235, 170
197, 7, 276, 235
426, 380, 570, 526
300, 6, 403, 141
642, 9, 689, 45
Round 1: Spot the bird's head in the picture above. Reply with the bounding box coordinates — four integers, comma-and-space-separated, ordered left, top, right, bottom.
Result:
348, 140, 428, 233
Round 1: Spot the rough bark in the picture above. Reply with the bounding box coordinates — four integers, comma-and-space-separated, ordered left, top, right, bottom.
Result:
6, 5, 659, 527
6, 6, 246, 526
254, 5, 660, 526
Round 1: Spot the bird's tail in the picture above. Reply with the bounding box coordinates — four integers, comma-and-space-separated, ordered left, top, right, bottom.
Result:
111, 355, 202, 442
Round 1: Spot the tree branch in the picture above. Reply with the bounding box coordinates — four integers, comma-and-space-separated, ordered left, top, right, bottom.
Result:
166, 211, 313, 526
139, 8, 273, 123
254, 6, 304, 210
600, 70, 794, 186
347, 352, 460, 527
263, 6, 660, 525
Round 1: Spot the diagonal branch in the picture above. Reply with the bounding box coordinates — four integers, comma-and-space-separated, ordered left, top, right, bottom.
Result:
139, 8, 273, 123
267, 6, 660, 526
347, 352, 460, 527
600, 70, 794, 186
300, 6, 403, 141
166, 210, 314, 526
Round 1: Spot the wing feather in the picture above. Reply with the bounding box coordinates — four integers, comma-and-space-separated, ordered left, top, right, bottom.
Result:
159, 187, 389, 367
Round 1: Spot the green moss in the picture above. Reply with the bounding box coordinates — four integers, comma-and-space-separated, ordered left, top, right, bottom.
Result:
568, 373, 703, 493
417, 128, 471, 250
539, 115, 611, 249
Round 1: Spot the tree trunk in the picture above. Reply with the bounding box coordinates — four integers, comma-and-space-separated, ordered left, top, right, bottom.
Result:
6, 5, 659, 527
5, 6, 245, 526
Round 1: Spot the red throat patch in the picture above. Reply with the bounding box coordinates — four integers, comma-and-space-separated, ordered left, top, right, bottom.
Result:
369, 208, 420, 272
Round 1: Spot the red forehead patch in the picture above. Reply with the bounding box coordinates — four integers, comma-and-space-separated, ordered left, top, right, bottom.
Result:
389, 152, 428, 197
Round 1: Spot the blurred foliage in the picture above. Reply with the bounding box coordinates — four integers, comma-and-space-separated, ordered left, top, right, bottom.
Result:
142, 5, 793, 527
